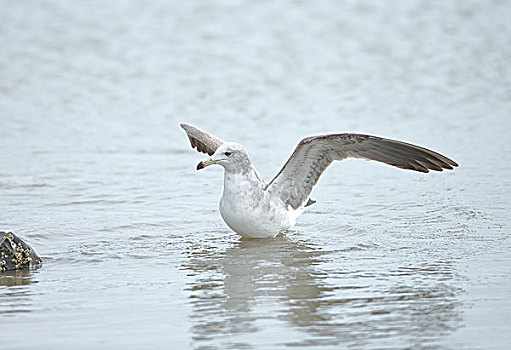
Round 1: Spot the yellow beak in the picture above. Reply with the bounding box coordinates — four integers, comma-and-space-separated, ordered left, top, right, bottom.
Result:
196, 157, 218, 170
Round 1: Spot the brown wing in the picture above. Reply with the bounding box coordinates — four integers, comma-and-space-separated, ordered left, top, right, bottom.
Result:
267, 134, 458, 210
180, 124, 225, 156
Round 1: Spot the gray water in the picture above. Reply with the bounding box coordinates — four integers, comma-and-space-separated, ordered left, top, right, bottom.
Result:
1, 1, 510, 349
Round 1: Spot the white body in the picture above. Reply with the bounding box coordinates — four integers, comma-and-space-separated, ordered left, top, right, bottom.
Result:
219, 171, 302, 238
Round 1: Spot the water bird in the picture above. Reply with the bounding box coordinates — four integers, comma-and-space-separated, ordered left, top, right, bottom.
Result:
181, 124, 457, 238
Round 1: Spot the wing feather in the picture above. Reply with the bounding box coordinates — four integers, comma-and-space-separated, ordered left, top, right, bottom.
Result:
267, 134, 458, 209
180, 124, 225, 156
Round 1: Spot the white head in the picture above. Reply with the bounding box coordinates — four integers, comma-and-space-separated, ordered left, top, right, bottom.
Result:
197, 142, 252, 173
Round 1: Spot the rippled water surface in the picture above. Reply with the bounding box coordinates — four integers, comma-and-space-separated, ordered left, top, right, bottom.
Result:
1, 1, 510, 349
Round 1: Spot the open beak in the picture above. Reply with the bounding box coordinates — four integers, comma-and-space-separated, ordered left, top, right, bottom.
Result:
197, 157, 218, 170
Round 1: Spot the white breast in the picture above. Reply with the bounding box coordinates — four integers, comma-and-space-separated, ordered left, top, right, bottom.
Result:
219, 173, 292, 238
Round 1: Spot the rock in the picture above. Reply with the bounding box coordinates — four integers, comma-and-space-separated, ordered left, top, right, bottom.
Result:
0, 231, 42, 271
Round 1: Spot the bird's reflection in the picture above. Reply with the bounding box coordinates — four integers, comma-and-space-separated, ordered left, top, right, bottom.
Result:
222, 236, 328, 329
182, 234, 327, 344
182, 233, 463, 348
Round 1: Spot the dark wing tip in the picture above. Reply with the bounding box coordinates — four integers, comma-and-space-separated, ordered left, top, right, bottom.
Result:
180, 123, 223, 156
305, 198, 317, 207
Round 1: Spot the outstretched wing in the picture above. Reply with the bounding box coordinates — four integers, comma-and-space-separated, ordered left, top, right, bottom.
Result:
180, 123, 225, 156
266, 134, 458, 210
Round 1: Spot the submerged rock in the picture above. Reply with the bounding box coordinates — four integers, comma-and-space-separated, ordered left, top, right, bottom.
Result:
0, 231, 42, 271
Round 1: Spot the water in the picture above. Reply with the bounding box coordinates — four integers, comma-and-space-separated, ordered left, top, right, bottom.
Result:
1, 0, 510, 349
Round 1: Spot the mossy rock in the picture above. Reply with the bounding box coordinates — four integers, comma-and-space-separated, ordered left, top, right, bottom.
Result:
0, 231, 42, 272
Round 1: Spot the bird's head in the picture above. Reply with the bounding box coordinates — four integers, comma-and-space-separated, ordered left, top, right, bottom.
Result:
197, 142, 250, 172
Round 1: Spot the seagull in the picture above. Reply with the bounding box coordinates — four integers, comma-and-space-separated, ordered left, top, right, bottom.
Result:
181, 124, 458, 238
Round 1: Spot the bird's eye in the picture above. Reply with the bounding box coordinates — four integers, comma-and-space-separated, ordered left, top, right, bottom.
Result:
224, 152, 232, 156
